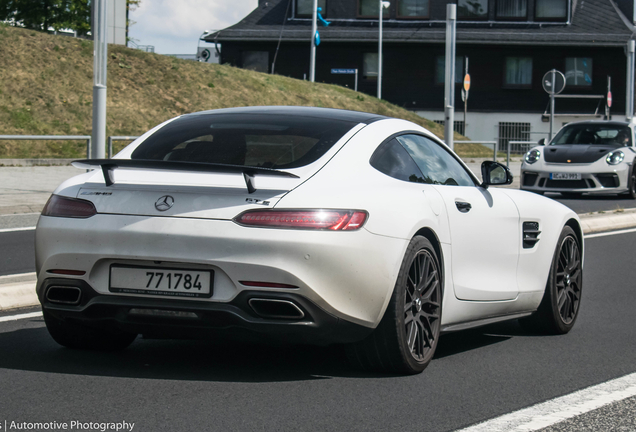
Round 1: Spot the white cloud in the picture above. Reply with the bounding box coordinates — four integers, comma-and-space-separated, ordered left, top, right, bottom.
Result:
129, 0, 258, 54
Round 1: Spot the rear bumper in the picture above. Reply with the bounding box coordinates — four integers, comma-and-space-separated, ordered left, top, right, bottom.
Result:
35, 214, 408, 333
38, 278, 372, 345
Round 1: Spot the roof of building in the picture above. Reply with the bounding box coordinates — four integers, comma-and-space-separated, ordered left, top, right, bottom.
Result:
206, 0, 635, 47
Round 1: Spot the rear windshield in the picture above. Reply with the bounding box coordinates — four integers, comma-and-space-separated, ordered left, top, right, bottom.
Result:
552, 124, 632, 147
131, 113, 360, 169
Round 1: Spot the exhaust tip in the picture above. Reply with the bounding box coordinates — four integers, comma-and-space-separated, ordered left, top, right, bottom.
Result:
46, 286, 82, 305
248, 298, 305, 320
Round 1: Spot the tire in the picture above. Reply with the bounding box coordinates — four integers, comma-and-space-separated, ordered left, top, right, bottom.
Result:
627, 164, 636, 199
345, 236, 442, 374
520, 226, 582, 335
43, 310, 137, 351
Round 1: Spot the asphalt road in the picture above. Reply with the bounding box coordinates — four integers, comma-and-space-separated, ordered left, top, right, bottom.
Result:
549, 192, 636, 214
0, 230, 35, 276
0, 231, 635, 431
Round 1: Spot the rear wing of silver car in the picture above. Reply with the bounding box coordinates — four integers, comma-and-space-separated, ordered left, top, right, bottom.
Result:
72, 159, 299, 194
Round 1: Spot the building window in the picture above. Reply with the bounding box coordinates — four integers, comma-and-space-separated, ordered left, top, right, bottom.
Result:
397, 0, 429, 18
359, 0, 390, 17
505, 57, 532, 87
457, 0, 488, 19
496, 0, 527, 19
535, 0, 567, 20
296, 0, 327, 17
565, 57, 592, 87
499, 122, 531, 152
242, 51, 269, 73
435, 56, 464, 84
363, 53, 379, 79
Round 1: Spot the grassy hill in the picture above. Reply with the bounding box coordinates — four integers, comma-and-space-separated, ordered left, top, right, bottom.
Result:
0, 24, 488, 159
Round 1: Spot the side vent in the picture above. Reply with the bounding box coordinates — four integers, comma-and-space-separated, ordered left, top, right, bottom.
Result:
523, 222, 541, 249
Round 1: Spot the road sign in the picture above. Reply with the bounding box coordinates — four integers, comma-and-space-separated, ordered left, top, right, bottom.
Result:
607, 91, 613, 108
463, 74, 471, 91
331, 69, 357, 74
542, 70, 566, 95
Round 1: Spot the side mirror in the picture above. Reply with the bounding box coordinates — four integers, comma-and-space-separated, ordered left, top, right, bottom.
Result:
538, 138, 546, 146
481, 161, 513, 188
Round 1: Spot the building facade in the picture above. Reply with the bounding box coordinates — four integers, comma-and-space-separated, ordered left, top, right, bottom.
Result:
207, 0, 636, 146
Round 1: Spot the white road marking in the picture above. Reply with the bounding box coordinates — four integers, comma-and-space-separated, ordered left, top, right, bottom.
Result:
0, 311, 42, 323
585, 227, 636, 239
0, 272, 36, 281
457, 372, 636, 431
0, 226, 36, 233
0, 212, 40, 217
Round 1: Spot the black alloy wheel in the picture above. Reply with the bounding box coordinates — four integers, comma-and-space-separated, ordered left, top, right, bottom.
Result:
554, 234, 582, 325
345, 236, 442, 374
628, 165, 636, 199
403, 249, 441, 362
520, 225, 582, 335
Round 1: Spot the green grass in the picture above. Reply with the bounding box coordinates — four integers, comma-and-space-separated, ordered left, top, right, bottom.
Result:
0, 25, 491, 159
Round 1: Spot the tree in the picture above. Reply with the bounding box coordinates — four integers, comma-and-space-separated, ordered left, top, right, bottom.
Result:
0, 0, 89, 36
0, 0, 139, 38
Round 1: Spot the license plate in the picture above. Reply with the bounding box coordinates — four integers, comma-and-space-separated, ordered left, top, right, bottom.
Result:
109, 266, 213, 298
550, 172, 582, 180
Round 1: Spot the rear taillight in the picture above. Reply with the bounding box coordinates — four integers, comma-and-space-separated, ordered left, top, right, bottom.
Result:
234, 210, 368, 231
41, 195, 97, 218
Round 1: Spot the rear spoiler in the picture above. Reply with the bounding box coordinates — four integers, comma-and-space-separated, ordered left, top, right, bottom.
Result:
72, 159, 300, 194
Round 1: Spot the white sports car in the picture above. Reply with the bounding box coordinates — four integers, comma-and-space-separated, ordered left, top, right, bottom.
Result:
35, 107, 583, 374
521, 120, 636, 198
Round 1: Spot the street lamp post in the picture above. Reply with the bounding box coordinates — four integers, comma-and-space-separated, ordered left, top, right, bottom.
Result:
310, 0, 318, 82
92, 0, 108, 159
378, 1, 390, 99
444, 4, 457, 150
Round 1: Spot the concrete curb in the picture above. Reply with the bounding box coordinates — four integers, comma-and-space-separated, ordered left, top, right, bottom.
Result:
0, 273, 38, 311
1, 211, 636, 313
578, 208, 636, 234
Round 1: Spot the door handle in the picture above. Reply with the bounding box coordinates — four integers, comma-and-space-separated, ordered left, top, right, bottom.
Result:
455, 201, 472, 213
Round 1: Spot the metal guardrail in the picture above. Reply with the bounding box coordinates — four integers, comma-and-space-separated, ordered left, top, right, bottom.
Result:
0, 135, 141, 160
507, 141, 538, 167
0, 135, 92, 158
454, 141, 498, 162
108, 136, 139, 158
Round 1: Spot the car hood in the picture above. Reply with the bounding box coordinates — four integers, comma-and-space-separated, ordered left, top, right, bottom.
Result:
543, 145, 618, 163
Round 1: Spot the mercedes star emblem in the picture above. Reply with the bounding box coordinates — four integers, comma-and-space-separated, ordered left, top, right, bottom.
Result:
155, 195, 174, 211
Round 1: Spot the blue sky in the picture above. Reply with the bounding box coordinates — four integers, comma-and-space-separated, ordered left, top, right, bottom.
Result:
128, 0, 258, 54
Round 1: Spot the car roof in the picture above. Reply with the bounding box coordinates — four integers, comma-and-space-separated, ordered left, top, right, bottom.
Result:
562, 120, 631, 127
184, 106, 390, 125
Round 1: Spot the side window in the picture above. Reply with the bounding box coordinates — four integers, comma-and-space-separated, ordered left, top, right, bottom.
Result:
370, 139, 426, 183
395, 134, 475, 186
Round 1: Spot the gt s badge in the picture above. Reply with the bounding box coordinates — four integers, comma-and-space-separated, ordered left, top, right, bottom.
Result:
155, 195, 175, 211
246, 198, 270, 206
81, 191, 113, 196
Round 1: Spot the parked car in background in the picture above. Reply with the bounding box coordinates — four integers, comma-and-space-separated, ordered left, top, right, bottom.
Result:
36, 107, 583, 375
521, 120, 636, 198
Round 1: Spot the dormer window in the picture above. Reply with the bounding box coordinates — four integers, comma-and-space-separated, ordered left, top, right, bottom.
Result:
297, 0, 327, 18
457, 0, 488, 20
397, 0, 430, 18
359, 0, 390, 18
496, 0, 527, 20
535, 0, 567, 20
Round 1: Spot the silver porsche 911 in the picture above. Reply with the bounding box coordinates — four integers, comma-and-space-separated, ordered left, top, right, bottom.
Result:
521, 120, 636, 198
